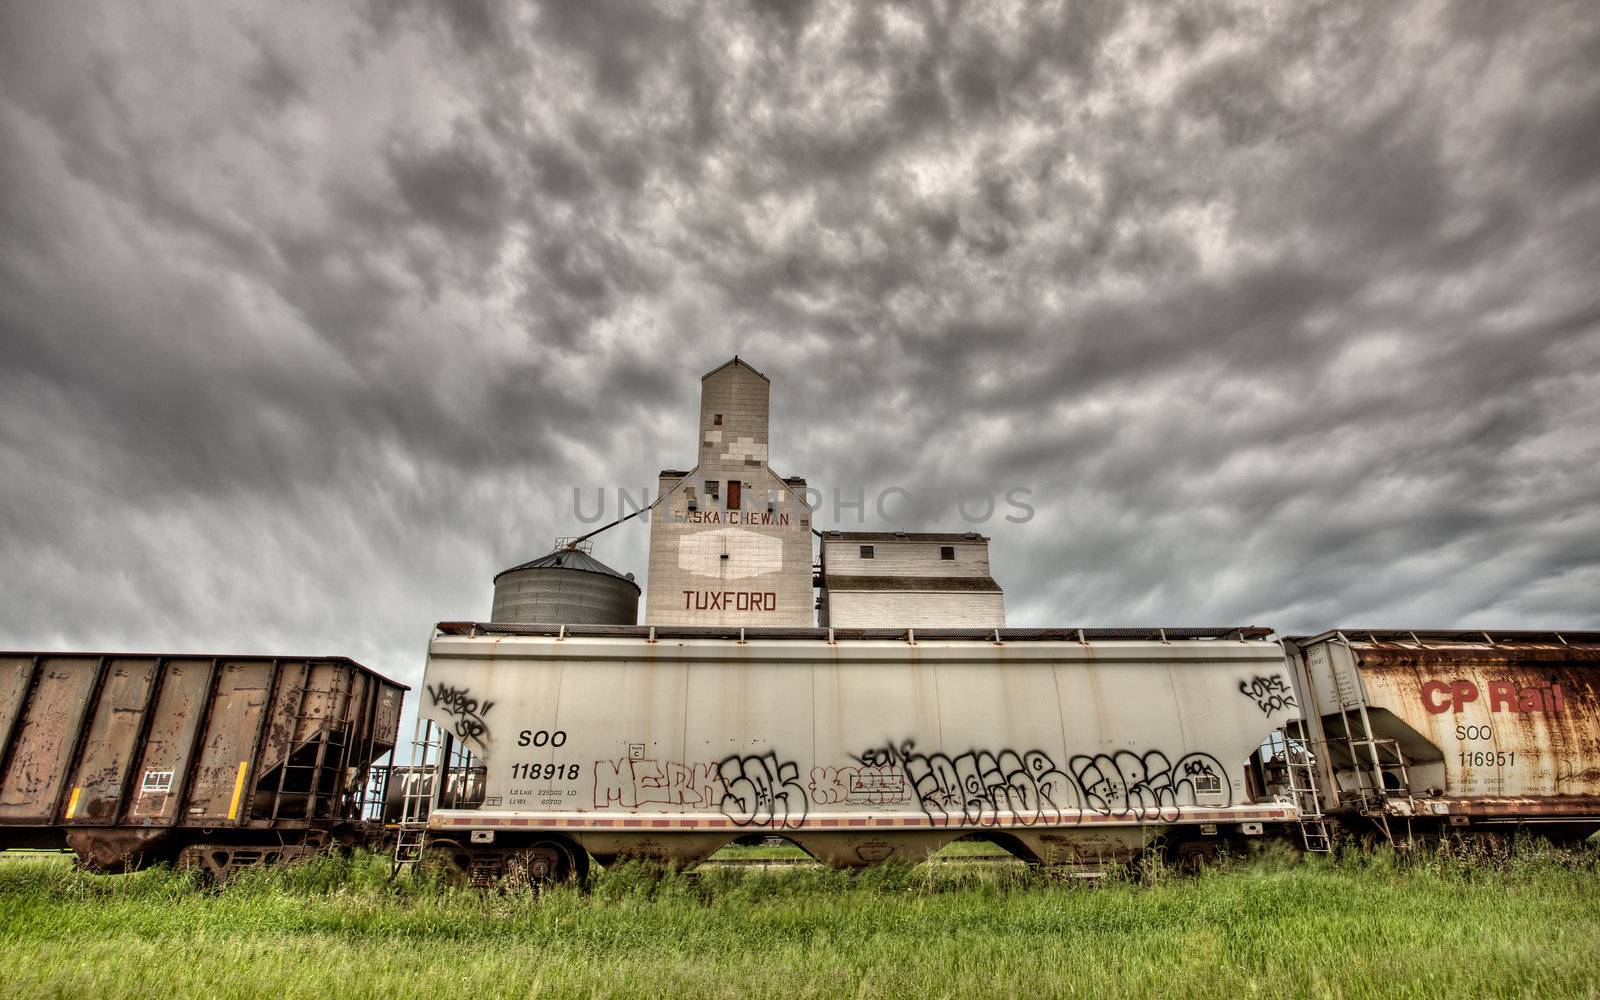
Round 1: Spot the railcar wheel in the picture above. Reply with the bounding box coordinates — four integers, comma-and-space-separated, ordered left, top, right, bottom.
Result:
503, 838, 588, 891
1170, 839, 1221, 874
417, 842, 471, 888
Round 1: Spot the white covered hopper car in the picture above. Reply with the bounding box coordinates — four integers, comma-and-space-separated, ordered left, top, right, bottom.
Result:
408, 623, 1310, 880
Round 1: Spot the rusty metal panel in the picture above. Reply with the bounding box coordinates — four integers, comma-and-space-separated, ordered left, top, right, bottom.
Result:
257, 660, 310, 773
374, 682, 403, 749
124, 660, 213, 825
1293, 640, 1361, 719
0, 657, 101, 824
346, 668, 370, 748
62, 658, 160, 825
296, 662, 350, 742
181, 660, 275, 825
1349, 636, 1600, 807
246, 659, 403, 822
0, 657, 37, 753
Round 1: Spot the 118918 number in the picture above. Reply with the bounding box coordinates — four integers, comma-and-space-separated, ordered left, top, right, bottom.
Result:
509, 762, 580, 781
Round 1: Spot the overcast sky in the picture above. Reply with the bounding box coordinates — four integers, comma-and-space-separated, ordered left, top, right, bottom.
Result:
2, 1, 1598, 691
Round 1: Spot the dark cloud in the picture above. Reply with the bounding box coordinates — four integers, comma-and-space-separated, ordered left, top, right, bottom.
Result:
246, 38, 308, 111
388, 134, 508, 237
1, 0, 1598, 705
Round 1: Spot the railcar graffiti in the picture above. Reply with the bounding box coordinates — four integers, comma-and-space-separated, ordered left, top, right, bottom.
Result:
1239, 674, 1298, 716
850, 739, 918, 769
718, 752, 809, 828
586, 741, 1231, 830
426, 683, 494, 748
1068, 750, 1229, 820
593, 758, 721, 809
590, 752, 810, 828
848, 739, 1079, 827
808, 764, 910, 805
903, 748, 1079, 827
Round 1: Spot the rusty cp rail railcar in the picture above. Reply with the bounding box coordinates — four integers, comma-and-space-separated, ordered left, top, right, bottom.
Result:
0, 652, 405, 877
1285, 630, 1600, 842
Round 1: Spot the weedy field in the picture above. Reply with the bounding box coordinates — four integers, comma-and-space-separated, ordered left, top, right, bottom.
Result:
1, 841, 1597, 1000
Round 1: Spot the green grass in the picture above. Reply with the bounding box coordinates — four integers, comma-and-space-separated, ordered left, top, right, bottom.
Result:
710, 840, 814, 860
1, 844, 1597, 999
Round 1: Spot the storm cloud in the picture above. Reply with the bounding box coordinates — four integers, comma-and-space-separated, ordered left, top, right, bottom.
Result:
2, 1, 1598, 691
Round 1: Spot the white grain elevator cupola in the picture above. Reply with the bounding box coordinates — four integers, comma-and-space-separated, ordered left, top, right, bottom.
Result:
644, 357, 813, 626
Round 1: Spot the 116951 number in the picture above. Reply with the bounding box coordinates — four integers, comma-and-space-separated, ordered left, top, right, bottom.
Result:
1459, 751, 1516, 767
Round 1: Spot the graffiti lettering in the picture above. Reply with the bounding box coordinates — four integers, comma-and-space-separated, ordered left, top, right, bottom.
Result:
808, 765, 910, 805
718, 752, 809, 829
593, 758, 722, 809
902, 748, 1079, 827
1068, 751, 1229, 821
845, 739, 1230, 826
590, 752, 810, 829
589, 742, 1232, 829
849, 738, 917, 769
1239, 674, 1298, 716
426, 683, 494, 749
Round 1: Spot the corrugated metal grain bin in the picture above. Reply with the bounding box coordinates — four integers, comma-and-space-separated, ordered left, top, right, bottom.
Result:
1285, 630, 1600, 841
0, 652, 406, 873
491, 547, 640, 625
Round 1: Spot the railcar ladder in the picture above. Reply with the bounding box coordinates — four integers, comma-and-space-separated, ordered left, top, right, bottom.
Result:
1282, 740, 1332, 853
297, 673, 355, 822
1346, 735, 1414, 845
258, 667, 363, 826
391, 718, 442, 878
1330, 632, 1414, 846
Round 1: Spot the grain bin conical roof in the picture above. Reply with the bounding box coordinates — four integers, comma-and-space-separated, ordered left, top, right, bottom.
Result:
493, 547, 640, 591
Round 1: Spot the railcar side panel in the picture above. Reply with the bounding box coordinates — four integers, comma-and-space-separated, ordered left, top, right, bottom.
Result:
1289, 631, 1600, 831
0, 657, 100, 824
182, 660, 273, 825
420, 631, 1300, 866
125, 660, 212, 825
63, 658, 160, 824
0, 652, 406, 872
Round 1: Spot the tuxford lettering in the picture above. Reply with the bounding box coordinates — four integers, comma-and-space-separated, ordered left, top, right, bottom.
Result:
683, 590, 778, 611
